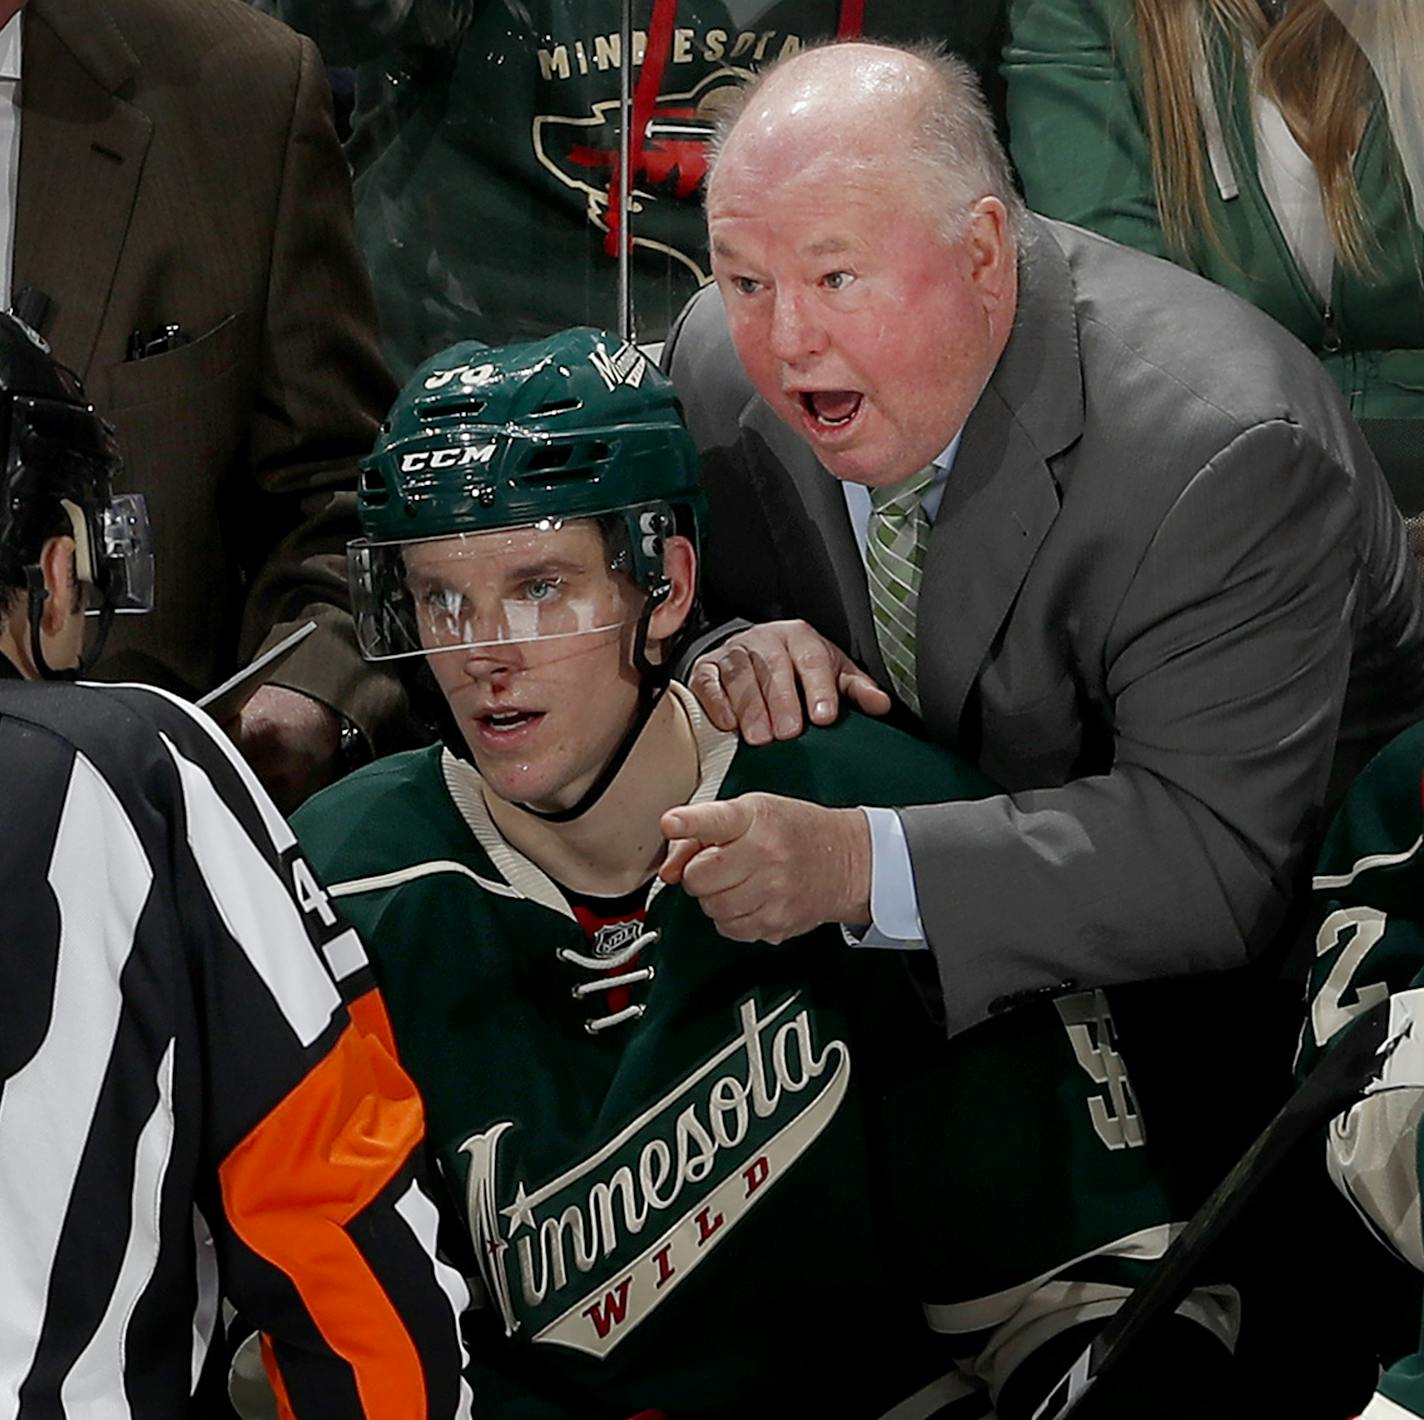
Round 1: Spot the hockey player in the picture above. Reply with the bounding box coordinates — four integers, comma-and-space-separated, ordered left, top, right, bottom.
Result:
0, 312, 471, 1418
296, 327, 1243, 1418
1298, 724, 1424, 1420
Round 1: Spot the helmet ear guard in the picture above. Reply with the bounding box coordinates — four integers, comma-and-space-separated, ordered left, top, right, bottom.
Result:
60, 497, 96, 587
21, 490, 154, 681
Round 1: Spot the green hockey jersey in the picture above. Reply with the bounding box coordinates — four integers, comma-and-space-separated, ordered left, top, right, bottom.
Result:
294, 685, 1233, 1417
278, 0, 1007, 378
1299, 721, 1424, 1420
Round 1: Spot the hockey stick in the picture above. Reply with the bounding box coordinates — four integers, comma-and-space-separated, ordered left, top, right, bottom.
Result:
1032, 995, 1406, 1420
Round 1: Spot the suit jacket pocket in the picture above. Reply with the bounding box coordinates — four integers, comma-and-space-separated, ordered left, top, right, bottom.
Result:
103, 311, 248, 413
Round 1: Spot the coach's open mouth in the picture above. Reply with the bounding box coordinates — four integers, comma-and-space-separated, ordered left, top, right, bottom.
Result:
801, 390, 863, 428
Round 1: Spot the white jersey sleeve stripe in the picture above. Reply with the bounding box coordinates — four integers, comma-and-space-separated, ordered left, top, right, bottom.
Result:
161, 733, 340, 1048
60, 1040, 177, 1417
0, 753, 153, 1420
328, 860, 521, 901
876, 1367, 989, 1419
393, 1182, 475, 1420
962, 1278, 1240, 1402
1313, 833, 1424, 890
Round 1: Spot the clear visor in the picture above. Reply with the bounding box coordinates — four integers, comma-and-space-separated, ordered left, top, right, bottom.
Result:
95, 493, 155, 614
349, 517, 638, 662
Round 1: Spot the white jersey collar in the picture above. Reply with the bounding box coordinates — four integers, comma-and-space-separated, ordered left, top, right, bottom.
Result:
441, 681, 739, 917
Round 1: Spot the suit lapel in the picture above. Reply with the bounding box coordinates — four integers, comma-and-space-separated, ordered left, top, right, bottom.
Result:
15, 0, 149, 374
916, 217, 1083, 736
740, 396, 891, 685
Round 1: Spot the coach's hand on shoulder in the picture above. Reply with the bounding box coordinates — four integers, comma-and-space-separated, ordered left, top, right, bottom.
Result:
659, 793, 872, 943
688, 620, 891, 745
228, 685, 343, 815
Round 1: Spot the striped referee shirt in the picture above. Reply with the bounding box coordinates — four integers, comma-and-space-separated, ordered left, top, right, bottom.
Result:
0, 675, 471, 1419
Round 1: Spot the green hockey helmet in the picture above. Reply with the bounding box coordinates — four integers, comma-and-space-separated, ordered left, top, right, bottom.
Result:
350, 327, 705, 662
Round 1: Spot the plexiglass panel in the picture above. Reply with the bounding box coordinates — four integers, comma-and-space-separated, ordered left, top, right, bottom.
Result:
267, 0, 1005, 375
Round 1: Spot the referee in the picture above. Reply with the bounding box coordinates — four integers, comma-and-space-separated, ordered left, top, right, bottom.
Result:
0, 312, 470, 1418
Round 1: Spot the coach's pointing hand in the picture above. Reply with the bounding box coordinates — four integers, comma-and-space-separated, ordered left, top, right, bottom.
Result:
659, 793, 872, 943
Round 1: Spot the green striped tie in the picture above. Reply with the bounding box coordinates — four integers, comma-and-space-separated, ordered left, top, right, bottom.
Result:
866, 465, 937, 715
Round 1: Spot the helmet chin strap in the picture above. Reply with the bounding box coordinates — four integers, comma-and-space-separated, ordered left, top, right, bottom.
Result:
24, 564, 113, 681
515, 581, 671, 825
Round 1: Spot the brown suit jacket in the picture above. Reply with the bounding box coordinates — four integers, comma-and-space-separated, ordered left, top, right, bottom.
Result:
16, 0, 406, 745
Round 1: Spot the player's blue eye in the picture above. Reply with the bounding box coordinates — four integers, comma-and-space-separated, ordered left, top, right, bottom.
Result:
524, 577, 561, 603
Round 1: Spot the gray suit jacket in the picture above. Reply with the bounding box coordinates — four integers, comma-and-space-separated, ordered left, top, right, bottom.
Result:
17, 0, 407, 747
665, 215, 1424, 1036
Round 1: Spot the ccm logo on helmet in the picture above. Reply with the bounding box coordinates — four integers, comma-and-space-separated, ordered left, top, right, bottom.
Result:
399, 444, 498, 473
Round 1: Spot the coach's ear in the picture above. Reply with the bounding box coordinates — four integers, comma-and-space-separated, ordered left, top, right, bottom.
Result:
648, 535, 697, 648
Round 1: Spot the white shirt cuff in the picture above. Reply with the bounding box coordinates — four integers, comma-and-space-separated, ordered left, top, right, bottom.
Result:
848, 806, 927, 949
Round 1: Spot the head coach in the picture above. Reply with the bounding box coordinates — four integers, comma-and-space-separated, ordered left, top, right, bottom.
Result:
658, 39, 1424, 1040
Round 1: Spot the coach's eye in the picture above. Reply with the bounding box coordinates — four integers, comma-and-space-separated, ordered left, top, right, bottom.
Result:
731, 276, 761, 297
822, 270, 854, 292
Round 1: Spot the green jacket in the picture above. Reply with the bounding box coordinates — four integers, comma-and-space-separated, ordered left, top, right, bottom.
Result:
294, 690, 1223, 1417
1004, 0, 1424, 507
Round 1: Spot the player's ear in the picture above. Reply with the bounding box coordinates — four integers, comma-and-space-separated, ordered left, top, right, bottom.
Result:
649, 535, 696, 642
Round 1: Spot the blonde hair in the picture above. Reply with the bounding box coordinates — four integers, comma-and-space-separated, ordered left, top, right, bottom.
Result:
1133, 0, 1381, 270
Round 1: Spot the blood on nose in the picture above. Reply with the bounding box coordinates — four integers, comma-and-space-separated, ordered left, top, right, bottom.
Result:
459, 639, 524, 682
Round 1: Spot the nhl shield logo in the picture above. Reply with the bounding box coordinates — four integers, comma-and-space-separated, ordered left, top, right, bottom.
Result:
592, 919, 644, 960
